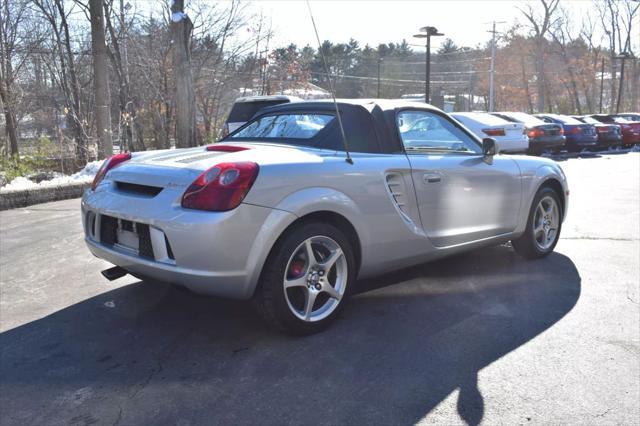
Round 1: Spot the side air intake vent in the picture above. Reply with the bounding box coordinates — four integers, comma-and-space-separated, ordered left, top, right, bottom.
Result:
385, 173, 409, 214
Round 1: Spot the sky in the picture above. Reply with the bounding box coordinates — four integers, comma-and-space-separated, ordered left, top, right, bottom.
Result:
249, 0, 637, 51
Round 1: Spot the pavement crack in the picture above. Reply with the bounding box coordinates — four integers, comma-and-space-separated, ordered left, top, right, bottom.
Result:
128, 328, 192, 399
594, 408, 611, 418
112, 407, 123, 426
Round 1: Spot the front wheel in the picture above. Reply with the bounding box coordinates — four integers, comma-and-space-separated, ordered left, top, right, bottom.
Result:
512, 187, 562, 259
254, 222, 355, 335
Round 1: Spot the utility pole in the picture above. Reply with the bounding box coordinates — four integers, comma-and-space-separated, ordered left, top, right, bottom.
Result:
487, 21, 505, 112
89, 0, 112, 159
170, 0, 196, 148
377, 57, 383, 98
599, 58, 605, 113
414, 26, 444, 104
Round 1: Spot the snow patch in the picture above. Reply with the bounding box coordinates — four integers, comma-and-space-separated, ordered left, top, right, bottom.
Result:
0, 160, 104, 193
171, 11, 187, 22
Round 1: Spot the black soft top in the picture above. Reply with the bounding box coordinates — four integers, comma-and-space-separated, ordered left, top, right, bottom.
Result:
247, 99, 444, 154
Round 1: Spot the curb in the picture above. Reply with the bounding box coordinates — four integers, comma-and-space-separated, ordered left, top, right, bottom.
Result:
0, 183, 89, 210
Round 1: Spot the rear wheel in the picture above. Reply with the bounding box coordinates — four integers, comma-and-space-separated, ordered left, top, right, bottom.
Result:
512, 187, 562, 259
254, 222, 355, 335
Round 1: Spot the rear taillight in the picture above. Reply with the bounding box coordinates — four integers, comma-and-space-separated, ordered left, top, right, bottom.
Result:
558, 128, 564, 135
596, 127, 608, 133
527, 128, 543, 138
91, 152, 131, 191
569, 127, 580, 134
482, 128, 505, 137
181, 162, 259, 212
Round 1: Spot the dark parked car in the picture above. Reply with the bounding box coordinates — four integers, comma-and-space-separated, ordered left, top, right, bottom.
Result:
588, 114, 640, 148
223, 95, 301, 137
491, 112, 565, 155
572, 115, 622, 150
535, 114, 597, 152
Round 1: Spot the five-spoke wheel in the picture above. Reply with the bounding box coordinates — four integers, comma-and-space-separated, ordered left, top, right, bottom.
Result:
512, 186, 563, 259
254, 222, 355, 335
283, 236, 347, 322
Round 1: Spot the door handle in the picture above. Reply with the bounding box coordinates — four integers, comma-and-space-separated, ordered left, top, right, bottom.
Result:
423, 173, 442, 183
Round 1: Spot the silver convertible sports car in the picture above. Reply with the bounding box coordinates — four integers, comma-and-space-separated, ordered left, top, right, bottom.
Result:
82, 100, 569, 334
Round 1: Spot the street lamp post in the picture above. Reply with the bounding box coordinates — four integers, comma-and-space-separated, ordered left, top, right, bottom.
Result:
615, 52, 632, 113
414, 26, 444, 104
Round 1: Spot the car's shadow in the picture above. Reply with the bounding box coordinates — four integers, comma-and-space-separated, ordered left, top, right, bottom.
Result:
0, 244, 580, 425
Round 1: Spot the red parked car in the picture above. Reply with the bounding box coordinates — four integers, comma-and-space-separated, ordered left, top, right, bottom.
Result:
589, 114, 640, 148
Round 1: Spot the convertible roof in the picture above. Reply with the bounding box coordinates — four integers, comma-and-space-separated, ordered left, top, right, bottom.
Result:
258, 98, 444, 115
250, 99, 447, 154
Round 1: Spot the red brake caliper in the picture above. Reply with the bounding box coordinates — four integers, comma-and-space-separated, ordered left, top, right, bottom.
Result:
289, 260, 305, 278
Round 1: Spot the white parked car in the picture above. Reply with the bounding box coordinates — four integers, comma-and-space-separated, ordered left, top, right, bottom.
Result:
451, 112, 529, 154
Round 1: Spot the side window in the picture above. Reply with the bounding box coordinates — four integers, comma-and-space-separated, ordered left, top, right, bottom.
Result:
397, 111, 481, 154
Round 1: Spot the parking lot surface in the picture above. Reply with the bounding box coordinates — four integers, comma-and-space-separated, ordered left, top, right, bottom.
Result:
1, 153, 639, 425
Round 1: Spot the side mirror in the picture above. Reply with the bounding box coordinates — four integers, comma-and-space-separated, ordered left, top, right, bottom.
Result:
482, 138, 496, 156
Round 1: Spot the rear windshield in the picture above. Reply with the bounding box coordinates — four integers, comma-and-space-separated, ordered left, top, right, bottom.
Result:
503, 112, 545, 126
613, 117, 631, 123
556, 115, 583, 125
229, 113, 335, 140
452, 113, 510, 126
579, 116, 598, 124
227, 100, 290, 122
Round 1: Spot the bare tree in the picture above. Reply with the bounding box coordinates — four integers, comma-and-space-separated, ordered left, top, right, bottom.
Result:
0, 0, 29, 158
519, 0, 561, 112
32, 0, 90, 163
596, 0, 639, 112
551, 8, 583, 114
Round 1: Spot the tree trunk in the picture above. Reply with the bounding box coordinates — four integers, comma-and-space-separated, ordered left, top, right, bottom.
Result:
0, 2, 19, 159
170, 0, 196, 148
90, 0, 112, 159
631, 59, 639, 112
0, 85, 19, 158
53, 0, 88, 163
535, 42, 545, 113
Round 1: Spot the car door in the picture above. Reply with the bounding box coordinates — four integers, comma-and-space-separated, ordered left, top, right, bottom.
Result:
397, 109, 522, 247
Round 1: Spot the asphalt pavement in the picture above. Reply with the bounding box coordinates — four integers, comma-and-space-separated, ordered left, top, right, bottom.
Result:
1, 152, 638, 425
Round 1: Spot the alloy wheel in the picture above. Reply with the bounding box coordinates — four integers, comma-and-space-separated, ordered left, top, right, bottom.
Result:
283, 236, 348, 322
533, 195, 560, 251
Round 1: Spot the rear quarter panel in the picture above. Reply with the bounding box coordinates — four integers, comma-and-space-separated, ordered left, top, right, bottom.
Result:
242, 153, 436, 278
510, 156, 569, 232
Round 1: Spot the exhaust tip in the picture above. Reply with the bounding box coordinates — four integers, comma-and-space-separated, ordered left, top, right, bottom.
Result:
101, 266, 128, 281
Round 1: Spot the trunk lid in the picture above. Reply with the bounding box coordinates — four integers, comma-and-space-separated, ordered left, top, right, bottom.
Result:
107, 143, 328, 190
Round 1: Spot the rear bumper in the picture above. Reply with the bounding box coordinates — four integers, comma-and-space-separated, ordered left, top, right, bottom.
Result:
622, 132, 640, 144
529, 136, 565, 151
82, 188, 296, 299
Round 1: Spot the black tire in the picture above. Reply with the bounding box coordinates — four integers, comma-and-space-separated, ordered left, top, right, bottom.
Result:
253, 221, 356, 335
511, 187, 563, 259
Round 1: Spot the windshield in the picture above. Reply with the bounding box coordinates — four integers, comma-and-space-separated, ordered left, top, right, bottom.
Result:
229, 113, 335, 140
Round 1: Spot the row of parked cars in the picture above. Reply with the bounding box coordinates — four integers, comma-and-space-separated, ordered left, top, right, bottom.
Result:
451, 111, 640, 155
224, 95, 640, 156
